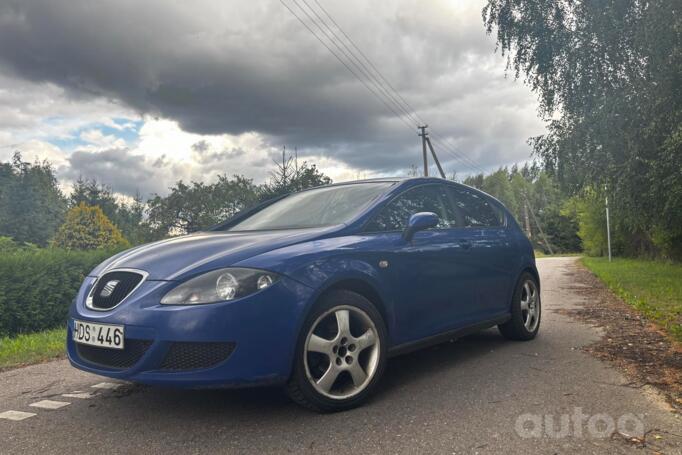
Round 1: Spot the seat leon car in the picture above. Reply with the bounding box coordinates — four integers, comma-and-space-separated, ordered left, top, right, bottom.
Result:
68, 177, 540, 412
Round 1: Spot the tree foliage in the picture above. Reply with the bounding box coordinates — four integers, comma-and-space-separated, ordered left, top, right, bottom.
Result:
259, 151, 333, 200
483, 0, 682, 259
69, 178, 148, 244
146, 152, 333, 237
2, 149, 335, 244
0, 236, 38, 253
52, 203, 129, 250
146, 175, 260, 236
0, 152, 67, 246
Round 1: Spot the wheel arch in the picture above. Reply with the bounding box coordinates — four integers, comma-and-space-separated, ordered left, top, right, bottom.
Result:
325, 279, 388, 325
305, 276, 392, 339
507, 265, 540, 311
522, 265, 540, 291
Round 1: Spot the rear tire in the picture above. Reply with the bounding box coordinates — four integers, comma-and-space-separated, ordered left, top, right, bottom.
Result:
498, 272, 541, 341
286, 289, 387, 412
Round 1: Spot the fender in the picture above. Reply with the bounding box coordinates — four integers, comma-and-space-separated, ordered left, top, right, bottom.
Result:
239, 244, 397, 338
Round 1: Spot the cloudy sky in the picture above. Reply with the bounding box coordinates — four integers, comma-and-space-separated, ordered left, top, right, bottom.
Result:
0, 0, 544, 197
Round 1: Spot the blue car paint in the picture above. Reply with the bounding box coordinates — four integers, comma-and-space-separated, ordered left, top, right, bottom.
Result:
68, 177, 538, 388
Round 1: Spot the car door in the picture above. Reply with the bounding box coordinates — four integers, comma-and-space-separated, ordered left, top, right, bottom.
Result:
363, 184, 482, 345
445, 185, 515, 316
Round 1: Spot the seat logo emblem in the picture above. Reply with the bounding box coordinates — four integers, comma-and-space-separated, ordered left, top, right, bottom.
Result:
100, 280, 120, 298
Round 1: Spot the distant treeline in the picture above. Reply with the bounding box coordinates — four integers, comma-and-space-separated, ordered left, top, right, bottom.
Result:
2, 148, 676, 259
0, 151, 330, 248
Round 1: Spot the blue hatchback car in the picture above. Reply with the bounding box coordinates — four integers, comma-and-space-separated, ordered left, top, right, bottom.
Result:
68, 177, 540, 412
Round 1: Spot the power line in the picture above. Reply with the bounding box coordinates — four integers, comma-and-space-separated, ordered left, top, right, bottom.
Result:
308, 0, 423, 127
279, 0, 415, 132
291, 0, 487, 173
293, 0, 484, 177
286, 0, 415, 126
428, 133, 487, 174
292, 0, 410, 121
281, 0, 488, 175
300, 1, 487, 173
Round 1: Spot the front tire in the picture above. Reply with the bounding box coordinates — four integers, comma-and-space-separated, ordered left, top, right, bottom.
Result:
286, 290, 387, 412
498, 272, 541, 341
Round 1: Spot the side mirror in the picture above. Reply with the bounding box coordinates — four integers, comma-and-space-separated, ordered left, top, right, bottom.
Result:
402, 212, 439, 242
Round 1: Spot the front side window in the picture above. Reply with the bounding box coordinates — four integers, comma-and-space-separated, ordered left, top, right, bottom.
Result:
227, 182, 393, 231
365, 185, 458, 232
447, 187, 504, 228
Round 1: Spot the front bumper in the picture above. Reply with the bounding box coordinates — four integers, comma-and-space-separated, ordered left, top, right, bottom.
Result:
67, 276, 314, 388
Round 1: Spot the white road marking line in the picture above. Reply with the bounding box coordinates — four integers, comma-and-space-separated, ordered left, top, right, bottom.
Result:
29, 400, 71, 410
62, 392, 97, 399
91, 382, 121, 390
0, 410, 37, 421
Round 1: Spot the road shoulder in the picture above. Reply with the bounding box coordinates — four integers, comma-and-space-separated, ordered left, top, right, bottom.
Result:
558, 259, 682, 412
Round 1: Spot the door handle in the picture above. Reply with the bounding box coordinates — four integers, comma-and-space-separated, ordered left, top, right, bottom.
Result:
458, 239, 472, 249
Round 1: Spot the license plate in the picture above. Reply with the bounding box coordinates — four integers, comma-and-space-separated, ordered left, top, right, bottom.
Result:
73, 320, 124, 350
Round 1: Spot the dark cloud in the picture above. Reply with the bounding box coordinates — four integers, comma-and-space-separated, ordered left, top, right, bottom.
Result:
192, 142, 246, 165
61, 148, 157, 196
0, 0, 544, 175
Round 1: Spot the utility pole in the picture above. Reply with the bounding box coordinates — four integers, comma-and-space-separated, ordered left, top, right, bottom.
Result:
417, 125, 446, 178
523, 203, 532, 239
425, 135, 446, 179
418, 125, 429, 177
605, 185, 612, 262
522, 192, 554, 255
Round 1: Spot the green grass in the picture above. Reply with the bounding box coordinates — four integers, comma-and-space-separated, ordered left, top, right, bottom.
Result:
582, 257, 682, 342
0, 328, 66, 370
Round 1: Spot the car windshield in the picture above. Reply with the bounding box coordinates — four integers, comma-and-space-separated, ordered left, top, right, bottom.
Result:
227, 182, 393, 231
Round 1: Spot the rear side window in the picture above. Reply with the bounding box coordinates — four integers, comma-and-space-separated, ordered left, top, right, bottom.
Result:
365, 185, 458, 232
447, 186, 504, 228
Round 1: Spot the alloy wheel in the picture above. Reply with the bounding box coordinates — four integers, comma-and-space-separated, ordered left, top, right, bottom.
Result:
303, 305, 380, 400
519, 279, 540, 332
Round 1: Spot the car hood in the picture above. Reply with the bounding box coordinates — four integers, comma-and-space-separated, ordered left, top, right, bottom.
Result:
90, 227, 338, 280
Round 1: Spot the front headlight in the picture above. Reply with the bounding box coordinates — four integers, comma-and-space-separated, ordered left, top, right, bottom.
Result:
160, 268, 279, 305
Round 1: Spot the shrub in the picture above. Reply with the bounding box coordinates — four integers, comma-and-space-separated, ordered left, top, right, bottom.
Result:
52, 203, 130, 250
0, 248, 117, 336
0, 236, 39, 253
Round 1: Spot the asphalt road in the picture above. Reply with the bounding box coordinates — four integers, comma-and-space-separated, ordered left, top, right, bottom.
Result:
1, 257, 680, 454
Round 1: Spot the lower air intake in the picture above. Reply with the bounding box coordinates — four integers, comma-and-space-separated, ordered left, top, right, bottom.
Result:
160, 342, 236, 371
76, 339, 153, 370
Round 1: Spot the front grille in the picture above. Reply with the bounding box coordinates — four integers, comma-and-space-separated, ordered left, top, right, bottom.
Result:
160, 342, 236, 371
90, 271, 145, 310
76, 339, 153, 370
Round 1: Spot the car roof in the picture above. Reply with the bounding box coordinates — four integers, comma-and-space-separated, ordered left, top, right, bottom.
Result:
327, 176, 444, 186
294, 177, 506, 208
327, 176, 487, 193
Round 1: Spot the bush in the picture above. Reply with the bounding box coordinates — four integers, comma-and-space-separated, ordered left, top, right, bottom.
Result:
52, 203, 129, 250
0, 248, 116, 336
0, 236, 40, 254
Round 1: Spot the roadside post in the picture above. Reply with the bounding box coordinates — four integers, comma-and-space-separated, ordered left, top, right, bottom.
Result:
605, 186, 612, 262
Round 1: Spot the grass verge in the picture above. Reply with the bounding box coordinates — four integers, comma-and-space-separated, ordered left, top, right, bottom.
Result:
581, 257, 682, 342
0, 328, 66, 370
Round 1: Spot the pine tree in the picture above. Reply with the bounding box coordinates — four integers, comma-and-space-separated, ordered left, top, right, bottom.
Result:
52, 203, 129, 250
